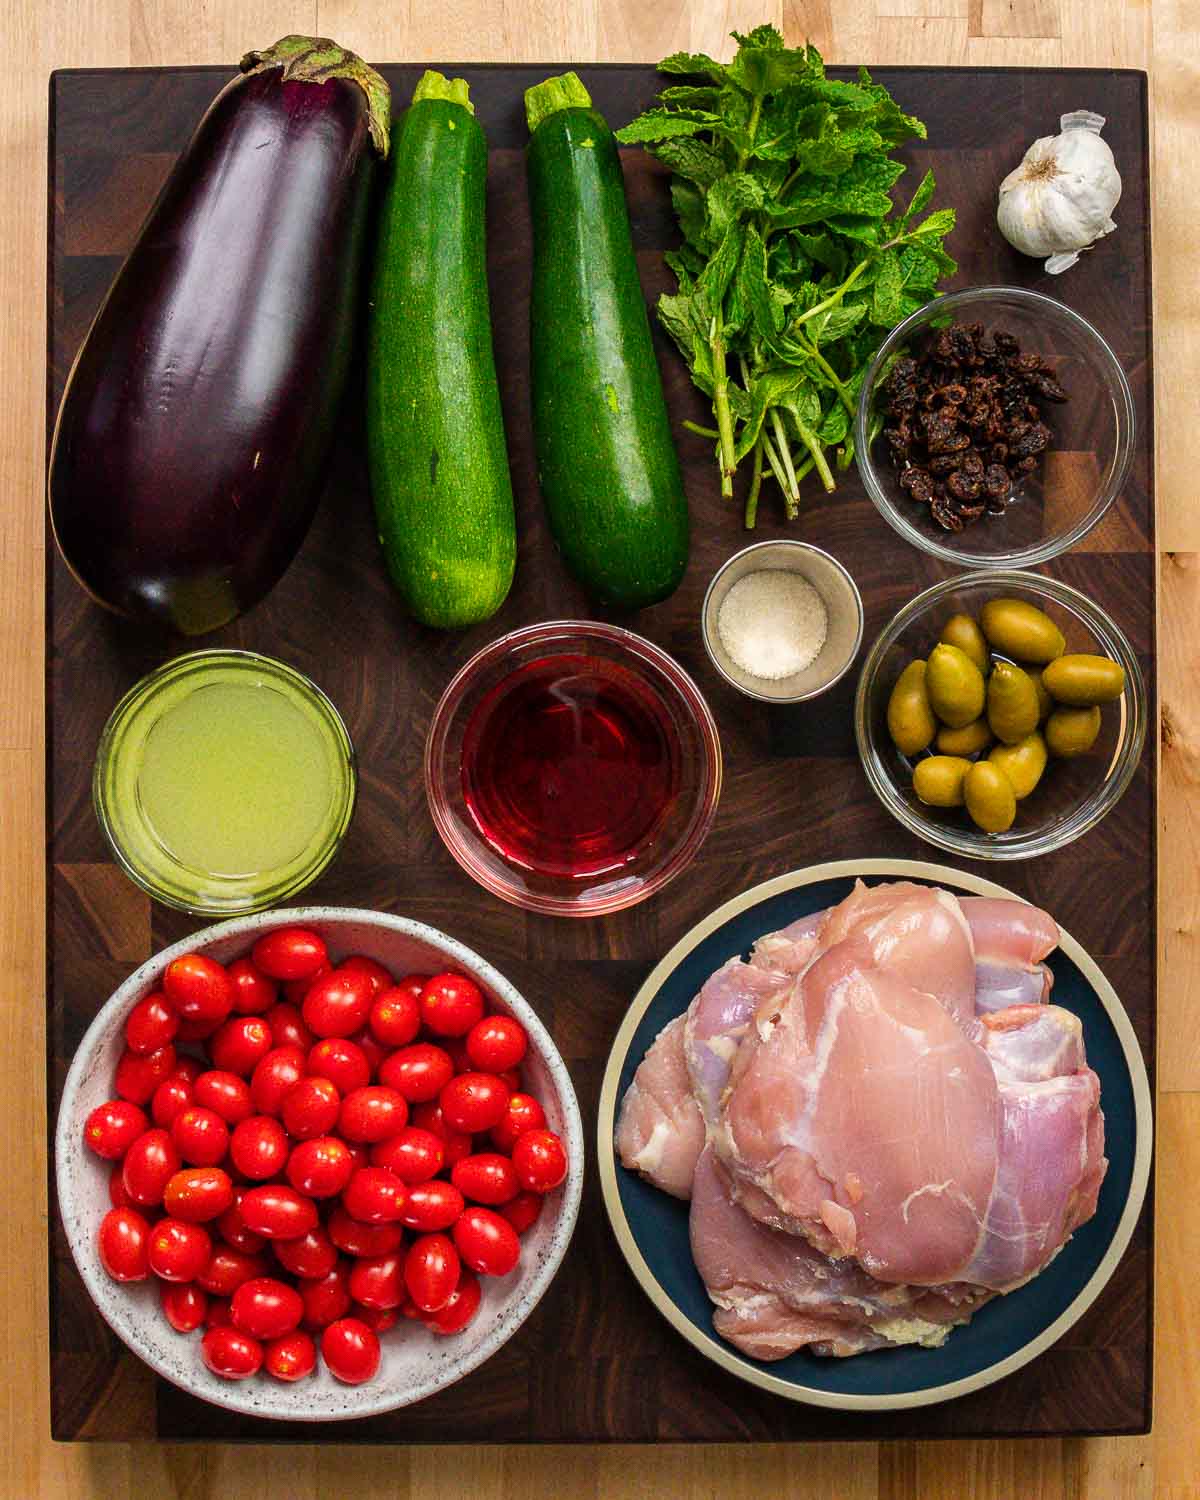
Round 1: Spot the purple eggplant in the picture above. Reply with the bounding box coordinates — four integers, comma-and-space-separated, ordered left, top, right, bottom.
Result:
48, 36, 390, 634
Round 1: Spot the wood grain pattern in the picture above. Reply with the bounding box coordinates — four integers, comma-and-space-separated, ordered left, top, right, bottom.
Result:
2, 0, 1195, 1496
45, 60, 1154, 1447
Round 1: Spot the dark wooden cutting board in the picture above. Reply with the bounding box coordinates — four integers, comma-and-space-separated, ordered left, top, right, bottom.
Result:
46, 61, 1154, 1442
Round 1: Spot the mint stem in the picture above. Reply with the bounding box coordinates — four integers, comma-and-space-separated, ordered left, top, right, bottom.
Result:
769, 408, 801, 518
683, 419, 720, 440
744, 434, 765, 529
791, 414, 836, 493
710, 318, 737, 498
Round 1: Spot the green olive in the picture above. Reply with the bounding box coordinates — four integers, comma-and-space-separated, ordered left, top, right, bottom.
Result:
913, 755, 973, 808
1041, 654, 1126, 706
1045, 705, 1103, 758
1026, 666, 1055, 723
926, 643, 986, 729
988, 731, 1048, 800
986, 661, 1041, 745
964, 761, 1017, 834
979, 598, 1066, 665
936, 717, 994, 756
887, 660, 937, 756
938, 614, 990, 674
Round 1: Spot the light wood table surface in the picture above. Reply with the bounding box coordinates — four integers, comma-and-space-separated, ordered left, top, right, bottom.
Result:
2, 1, 1195, 1495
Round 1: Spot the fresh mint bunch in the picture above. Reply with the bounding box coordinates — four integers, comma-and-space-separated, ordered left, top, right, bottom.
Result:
616, 26, 957, 525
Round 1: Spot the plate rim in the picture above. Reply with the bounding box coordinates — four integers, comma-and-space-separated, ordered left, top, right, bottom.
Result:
596, 858, 1153, 1412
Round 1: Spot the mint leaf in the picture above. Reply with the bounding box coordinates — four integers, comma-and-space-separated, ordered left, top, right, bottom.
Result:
615, 108, 718, 144
899, 167, 936, 226
705, 171, 765, 243
652, 136, 727, 187
657, 51, 727, 82
659, 85, 721, 106
870, 251, 903, 325
671, 179, 709, 252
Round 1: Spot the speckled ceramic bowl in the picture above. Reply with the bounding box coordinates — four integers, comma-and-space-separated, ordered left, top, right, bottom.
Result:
55, 907, 584, 1422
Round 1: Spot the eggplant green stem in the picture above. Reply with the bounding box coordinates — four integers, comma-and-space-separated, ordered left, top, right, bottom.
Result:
240, 35, 391, 157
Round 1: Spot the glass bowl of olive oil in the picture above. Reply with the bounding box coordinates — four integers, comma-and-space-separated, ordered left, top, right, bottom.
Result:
94, 651, 356, 915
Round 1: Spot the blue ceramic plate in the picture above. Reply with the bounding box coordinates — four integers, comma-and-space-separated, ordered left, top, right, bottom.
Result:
597, 859, 1152, 1410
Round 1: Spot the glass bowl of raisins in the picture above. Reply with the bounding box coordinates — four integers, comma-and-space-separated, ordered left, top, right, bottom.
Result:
854, 287, 1135, 568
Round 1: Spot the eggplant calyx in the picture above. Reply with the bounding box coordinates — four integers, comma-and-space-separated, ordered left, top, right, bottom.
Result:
240, 34, 392, 158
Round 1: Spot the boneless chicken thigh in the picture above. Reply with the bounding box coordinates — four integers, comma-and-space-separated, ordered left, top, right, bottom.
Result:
615, 880, 1108, 1358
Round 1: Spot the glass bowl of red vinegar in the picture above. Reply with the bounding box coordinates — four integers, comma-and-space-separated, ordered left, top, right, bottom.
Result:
425, 621, 723, 917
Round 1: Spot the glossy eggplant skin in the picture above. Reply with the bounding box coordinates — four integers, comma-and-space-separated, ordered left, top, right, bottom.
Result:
49, 64, 376, 634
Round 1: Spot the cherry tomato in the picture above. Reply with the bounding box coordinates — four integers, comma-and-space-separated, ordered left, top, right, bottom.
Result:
108, 1164, 133, 1208
379, 1043, 453, 1104
401, 1180, 465, 1233
512, 1130, 569, 1194
98, 1206, 151, 1281
451, 1152, 519, 1207
368, 984, 422, 1048
321, 1317, 380, 1384
229, 1114, 290, 1181
500, 1191, 543, 1236
163, 954, 235, 1027
163, 1166, 234, 1222
124, 993, 179, 1055
249, 1045, 307, 1117
351, 1027, 388, 1078
339, 1086, 408, 1144
170, 1105, 230, 1168
404, 1233, 460, 1312
326, 1207, 404, 1259
353, 1304, 399, 1333
227, 956, 278, 1015
215, 1189, 267, 1254
264, 1329, 317, 1381
409, 1103, 472, 1167
198, 1245, 271, 1296
286, 1135, 354, 1200
418, 973, 485, 1038
339, 955, 394, 998
283, 961, 332, 1007
341, 1167, 406, 1224
298, 1262, 352, 1329
191, 1070, 253, 1125
207, 1015, 272, 1077
122, 1127, 181, 1206
176, 1016, 222, 1043
439, 1072, 510, 1135
370, 1126, 444, 1185
231, 1276, 304, 1340
172, 1056, 205, 1086
490, 1092, 547, 1153
201, 1325, 262, 1380
239, 1184, 318, 1240
423, 1270, 482, 1335
147, 1217, 211, 1282
308, 1038, 371, 1094
466, 1015, 527, 1073
84, 1099, 148, 1160
114, 1044, 178, 1105
150, 1074, 195, 1129
281, 1076, 340, 1140
301, 969, 374, 1040
273, 1226, 338, 1280
264, 1001, 314, 1054
205, 1297, 233, 1329
348, 1251, 405, 1310
453, 1207, 520, 1277
251, 927, 328, 982
160, 1281, 207, 1333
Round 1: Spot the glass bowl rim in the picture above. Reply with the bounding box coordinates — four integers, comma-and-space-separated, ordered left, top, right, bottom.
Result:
92, 648, 358, 915
852, 570, 1147, 860
852, 285, 1137, 570
424, 619, 724, 917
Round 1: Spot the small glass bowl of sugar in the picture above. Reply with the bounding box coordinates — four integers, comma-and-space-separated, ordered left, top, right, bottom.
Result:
701, 541, 864, 704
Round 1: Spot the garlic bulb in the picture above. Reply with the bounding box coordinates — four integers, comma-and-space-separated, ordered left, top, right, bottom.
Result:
997, 110, 1121, 275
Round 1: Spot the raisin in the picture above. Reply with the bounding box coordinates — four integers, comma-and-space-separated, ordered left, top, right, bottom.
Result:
984, 464, 1011, 501
947, 469, 983, 503
931, 493, 967, 531
1033, 373, 1069, 402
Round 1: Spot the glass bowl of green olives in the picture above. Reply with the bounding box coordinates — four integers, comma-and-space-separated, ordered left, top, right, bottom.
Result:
854, 571, 1146, 859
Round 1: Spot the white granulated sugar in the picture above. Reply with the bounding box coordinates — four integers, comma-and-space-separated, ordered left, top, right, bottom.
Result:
717, 569, 829, 681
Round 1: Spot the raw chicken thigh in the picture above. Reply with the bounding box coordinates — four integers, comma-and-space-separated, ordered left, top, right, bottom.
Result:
615, 881, 1106, 1360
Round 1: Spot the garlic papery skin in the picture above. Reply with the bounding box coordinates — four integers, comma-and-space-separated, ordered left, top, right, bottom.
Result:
997, 110, 1122, 275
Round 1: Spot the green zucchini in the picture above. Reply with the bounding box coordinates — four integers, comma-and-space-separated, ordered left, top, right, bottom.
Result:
525, 73, 689, 610
367, 71, 515, 628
